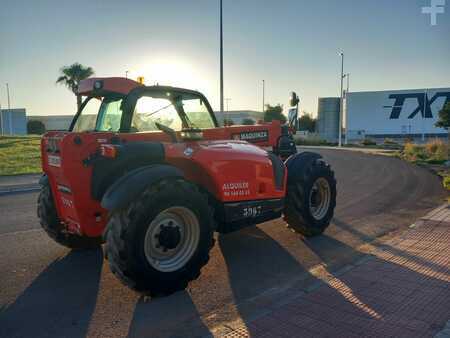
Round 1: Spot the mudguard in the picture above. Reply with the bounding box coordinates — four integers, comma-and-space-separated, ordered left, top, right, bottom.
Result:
101, 164, 183, 211
91, 142, 165, 200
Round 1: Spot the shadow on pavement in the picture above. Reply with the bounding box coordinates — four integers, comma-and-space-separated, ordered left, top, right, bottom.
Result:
127, 290, 210, 338
217, 226, 408, 336
217, 226, 310, 334
298, 229, 450, 336
0, 248, 103, 338
219, 226, 311, 300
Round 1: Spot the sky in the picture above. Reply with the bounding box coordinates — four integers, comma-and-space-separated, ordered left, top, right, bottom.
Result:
0, 0, 449, 117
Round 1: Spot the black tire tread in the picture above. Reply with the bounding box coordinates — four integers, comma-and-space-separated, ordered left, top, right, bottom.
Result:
105, 178, 215, 296
284, 158, 337, 237
37, 182, 102, 249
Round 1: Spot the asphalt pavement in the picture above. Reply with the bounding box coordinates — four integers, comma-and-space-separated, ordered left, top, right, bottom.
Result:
0, 149, 446, 338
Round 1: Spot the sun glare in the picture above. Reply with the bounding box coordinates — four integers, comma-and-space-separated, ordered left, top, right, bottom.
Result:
132, 59, 211, 91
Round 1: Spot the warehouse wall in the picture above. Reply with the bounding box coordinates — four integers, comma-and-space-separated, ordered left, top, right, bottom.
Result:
0, 109, 27, 135
29, 115, 73, 131
346, 88, 450, 141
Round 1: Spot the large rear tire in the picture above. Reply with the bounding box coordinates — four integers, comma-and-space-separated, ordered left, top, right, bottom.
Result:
284, 153, 336, 237
105, 178, 215, 296
37, 181, 102, 249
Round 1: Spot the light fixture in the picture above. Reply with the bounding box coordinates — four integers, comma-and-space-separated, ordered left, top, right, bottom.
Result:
94, 80, 103, 90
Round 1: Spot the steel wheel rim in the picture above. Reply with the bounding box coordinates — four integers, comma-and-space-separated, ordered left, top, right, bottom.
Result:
309, 177, 331, 220
144, 206, 200, 272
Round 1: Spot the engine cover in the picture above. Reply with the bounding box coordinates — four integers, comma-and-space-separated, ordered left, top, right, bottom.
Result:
165, 140, 286, 203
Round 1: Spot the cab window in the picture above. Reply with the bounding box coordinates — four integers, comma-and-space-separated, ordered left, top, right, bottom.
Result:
131, 97, 182, 132
72, 97, 101, 132
95, 98, 124, 132
182, 97, 215, 129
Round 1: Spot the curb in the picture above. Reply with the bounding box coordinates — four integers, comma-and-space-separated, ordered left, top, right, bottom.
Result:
0, 184, 40, 196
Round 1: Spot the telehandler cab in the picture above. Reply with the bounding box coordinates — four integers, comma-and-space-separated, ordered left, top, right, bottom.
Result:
38, 77, 336, 296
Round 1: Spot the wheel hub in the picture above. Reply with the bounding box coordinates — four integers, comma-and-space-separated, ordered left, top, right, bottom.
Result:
144, 207, 201, 272
310, 189, 319, 207
156, 223, 181, 251
309, 177, 331, 220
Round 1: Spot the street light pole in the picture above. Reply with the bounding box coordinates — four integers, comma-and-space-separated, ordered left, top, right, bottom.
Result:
219, 0, 224, 114
339, 52, 344, 147
225, 98, 231, 111
225, 98, 231, 124
262, 80, 265, 113
0, 101, 3, 136
6, 83, 12, 135
346, 73, 350, 94
422, 89, 427, 143
344, 73, 350, 145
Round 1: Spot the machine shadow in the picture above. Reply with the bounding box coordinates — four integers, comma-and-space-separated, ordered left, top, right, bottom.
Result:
0, 248, 103, 338
219, 227, 408, 336
127, 290, 210, 338
302, 230, 450, 335
219, 226, 311, 301
217, 225, 377, 335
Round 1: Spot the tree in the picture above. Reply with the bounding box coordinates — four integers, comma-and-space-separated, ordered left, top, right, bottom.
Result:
27, 120, 46, 135
223, 118, 235, 126
435, 102, 450, 160
242, 118, 255, 125
298, 112, 316, 132
56, 63, 94, 111
264, 104, 287, 124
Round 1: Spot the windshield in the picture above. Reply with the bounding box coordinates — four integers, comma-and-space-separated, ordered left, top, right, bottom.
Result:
71, 90, 216, 133
131, 92, 216, 132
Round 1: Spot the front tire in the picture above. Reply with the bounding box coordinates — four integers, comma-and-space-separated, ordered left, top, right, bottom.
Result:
284, 153, 336, 237
105, 178, 215, 296
37, 181, 102, 249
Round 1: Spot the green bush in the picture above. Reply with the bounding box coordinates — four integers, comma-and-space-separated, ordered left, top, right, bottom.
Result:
27, 120, 46, 135
361, 138, 376, 146
443, 176, 450, 191
241, 118, 255, 125
403, 143, 427, 162
425, 139, 448, 162
223, 119, 234, 126
383, 138, 398, 145
402, 140, 448, 163
293, 133, 329, 146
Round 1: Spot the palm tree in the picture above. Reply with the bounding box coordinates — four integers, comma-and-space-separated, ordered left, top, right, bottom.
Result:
56, 63, 94, 111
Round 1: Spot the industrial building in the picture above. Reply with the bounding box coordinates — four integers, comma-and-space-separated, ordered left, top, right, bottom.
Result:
30, 115, 73, 131
214, 110, 263, 125
0, 109, 27, 135
316, 97, 340, 142
345, 87, 450, 143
